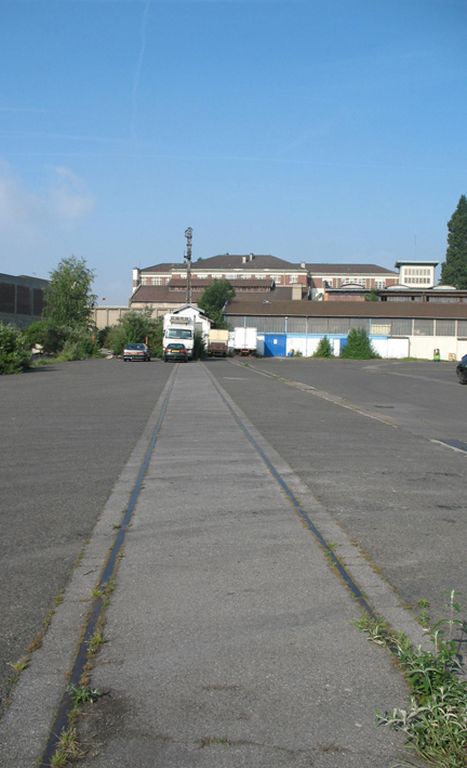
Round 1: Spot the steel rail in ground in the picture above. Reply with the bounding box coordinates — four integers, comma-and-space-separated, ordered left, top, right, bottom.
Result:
40, 366, 178, 767
202, 363, 376, 618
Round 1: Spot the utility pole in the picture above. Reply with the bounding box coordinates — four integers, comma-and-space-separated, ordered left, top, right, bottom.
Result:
185, 227, 193, 305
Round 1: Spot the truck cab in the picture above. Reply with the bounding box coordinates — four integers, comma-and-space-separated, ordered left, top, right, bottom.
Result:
163, 315, 195, 358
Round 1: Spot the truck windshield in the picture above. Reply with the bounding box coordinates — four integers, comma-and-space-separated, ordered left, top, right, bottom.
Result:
167, 329, 193, 339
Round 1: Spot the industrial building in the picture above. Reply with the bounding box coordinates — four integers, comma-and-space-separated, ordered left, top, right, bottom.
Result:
0, 273, 48, 328
224, 298, 467, 360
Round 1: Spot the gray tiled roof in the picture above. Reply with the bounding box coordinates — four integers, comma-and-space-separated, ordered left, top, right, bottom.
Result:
225, 297, 467, 319
139, 255, 307, 273
140, 263, 179, 273
191, 254, 307, 271
130, 285, 200, 303
307, 263, 397, 275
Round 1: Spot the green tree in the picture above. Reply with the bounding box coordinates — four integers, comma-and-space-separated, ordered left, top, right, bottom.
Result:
440, 195, 467, 288
198, 280, 235, 328
107, 309, 163, 357
44, 256, 96, 328
340, 328, 380, 359
313, 336, 334, 358
192, 329, 206, 360
0, 323, 31, 374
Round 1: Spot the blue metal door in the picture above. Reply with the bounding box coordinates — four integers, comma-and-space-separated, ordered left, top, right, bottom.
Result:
264, 334, 287, 357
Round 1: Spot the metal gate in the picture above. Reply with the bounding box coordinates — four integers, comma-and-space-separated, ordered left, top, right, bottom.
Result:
263, 333, 287, 357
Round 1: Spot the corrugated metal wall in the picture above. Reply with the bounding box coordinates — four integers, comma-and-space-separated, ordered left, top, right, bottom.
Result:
228, 315, 466, 338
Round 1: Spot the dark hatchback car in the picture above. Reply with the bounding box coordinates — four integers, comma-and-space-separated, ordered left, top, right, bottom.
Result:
456, 354, 467, 384
164, 343, 188, 362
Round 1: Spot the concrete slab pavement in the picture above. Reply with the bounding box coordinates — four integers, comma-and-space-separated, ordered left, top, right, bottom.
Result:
77, 363, 410, 767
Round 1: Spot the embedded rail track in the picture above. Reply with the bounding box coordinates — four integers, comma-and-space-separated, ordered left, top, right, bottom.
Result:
37, 361, 434, 765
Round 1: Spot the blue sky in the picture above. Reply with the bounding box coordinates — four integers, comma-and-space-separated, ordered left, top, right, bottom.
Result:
1, 0, 466, 303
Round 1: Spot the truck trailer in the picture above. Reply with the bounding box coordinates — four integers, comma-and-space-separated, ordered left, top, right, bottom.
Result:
233, 327, 257, 356
207, 329, 229, 357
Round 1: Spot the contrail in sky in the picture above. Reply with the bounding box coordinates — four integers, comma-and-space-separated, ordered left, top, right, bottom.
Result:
130, 0, 151, 139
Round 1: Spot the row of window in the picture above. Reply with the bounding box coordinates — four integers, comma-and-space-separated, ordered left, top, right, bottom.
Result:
0, 283, 44, 316
142, 274, 392, 287
232, 316, 467, 337
403, 268, 431, 276
325, 278, 386, 289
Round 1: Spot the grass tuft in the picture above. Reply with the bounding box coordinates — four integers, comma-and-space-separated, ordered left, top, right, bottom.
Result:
50, 726, 83, 766
357, 591, 466, 768
87, 629, 105, 655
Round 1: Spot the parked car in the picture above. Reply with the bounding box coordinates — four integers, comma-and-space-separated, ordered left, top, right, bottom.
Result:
123, 342, 150, 362
164, 343, 188, 362
456, 354, 467, 384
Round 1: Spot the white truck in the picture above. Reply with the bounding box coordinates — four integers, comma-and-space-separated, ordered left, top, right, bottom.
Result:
233, 327, 257, 356
163, 314, 195, 359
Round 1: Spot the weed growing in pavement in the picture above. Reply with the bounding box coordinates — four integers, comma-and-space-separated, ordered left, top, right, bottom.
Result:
417, 598, 431, 629
87, 629, 105, 655
50, 726, 84, 766
357, 591, 466, 768
67, 683, 101, 707
8, 656, 30, 674
91, 578, 115, 601
199, 736, 230, 747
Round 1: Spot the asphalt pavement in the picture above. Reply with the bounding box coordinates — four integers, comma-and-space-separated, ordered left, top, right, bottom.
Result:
208, 357, 467, 622
1, 356, 464, 767
0, 358, 171, 718
75, 364, 409, 767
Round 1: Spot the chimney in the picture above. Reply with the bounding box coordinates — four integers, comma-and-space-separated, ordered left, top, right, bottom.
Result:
242, 256, 247, 264
132, 267, 141, 290
292, 284, 302, 301
249, 253, 254, 261
300, 262, 306, 269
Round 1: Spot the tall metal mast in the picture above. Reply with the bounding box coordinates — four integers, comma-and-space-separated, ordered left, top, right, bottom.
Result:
184, 226, 193, 305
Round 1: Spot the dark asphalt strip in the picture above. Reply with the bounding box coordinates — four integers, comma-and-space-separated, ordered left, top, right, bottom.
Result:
40, 368, 178, 767
203, 364, 376, 618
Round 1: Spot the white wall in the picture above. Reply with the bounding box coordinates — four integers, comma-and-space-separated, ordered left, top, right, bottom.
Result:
408, 337, 466, 361
371, 337, 410, 358
262, 333, 464, 360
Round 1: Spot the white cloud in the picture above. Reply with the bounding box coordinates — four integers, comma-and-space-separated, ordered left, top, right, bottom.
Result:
48, 165, 94, 220
0, 162, 94, 236
0, 166, 39, 232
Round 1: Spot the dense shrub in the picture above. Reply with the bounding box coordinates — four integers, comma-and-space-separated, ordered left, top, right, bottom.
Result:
57, 327, 100, 361
192, 330, 206, 360
340, 328, 380, 359
313, 336, 334, 358
0, 323, 31, 374
96, 326, 112, 349
107, 310, 163, 358
23, 320, 69, 354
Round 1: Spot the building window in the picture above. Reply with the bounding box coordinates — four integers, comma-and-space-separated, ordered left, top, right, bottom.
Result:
413, 319, 434, 335
435, 320, 455, 336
